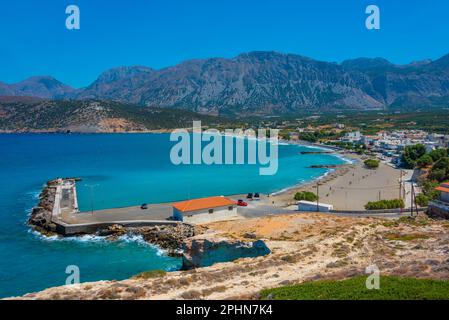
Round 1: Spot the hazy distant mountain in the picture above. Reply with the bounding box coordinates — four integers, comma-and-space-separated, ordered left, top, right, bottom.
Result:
0, 76, 75, 99
3, 51, 449, 115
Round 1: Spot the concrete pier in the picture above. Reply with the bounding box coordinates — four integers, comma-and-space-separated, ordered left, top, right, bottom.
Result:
45, 178, 179, 235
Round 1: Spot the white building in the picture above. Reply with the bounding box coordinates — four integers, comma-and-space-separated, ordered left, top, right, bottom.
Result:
424, 142, 437, 153
172, 196, 238, 224
298, 200, 333, 212
342, 131, 362, 143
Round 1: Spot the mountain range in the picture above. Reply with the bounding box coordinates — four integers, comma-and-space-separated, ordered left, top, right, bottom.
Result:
1, 51, 449, 115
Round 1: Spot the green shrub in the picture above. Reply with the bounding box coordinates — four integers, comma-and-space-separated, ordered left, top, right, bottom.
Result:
416, 154, 433, 168
294, 191, 318, 202
415, 194, 430, 207
402, 144, 426, 169
133, 269, 167, 279
364, 159, 380, 169
429, 157, 449, 182
429, 148, 447, 162
421, 180, 441, 200
260, 276, 449, 300
365, 199, 405, 210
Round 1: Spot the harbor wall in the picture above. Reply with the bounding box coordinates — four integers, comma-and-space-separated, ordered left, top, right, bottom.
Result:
55, 220, 181, 236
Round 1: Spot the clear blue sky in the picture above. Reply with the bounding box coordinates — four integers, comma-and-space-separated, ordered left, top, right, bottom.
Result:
0, 0, 448, 88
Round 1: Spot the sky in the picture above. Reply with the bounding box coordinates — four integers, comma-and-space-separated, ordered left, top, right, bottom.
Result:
0, 0, 448, 88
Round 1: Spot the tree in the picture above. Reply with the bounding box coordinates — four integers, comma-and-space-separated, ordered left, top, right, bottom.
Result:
416, 154, 433, 168
364, 159, 379, 169
415, 194, 430, 207
428, 148, 447, 162
294, 191, 318, 202
421, 180, 440, 200
429, 157, 449, 182
401, 144, 426, 169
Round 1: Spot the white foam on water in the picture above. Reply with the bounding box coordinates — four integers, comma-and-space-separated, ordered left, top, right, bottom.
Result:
333, 153, 355, 164
29, 228, 168, 254
26, 190, 41, 201
270, 169, 335, 196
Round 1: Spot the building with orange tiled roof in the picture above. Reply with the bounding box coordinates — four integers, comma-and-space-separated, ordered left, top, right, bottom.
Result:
428, 182, 449, 219
435, 182, 449, 202
172, 196, 237, 223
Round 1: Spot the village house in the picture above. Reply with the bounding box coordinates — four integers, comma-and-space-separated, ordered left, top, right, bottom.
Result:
428, 182, 449, 219
172, 196, 238, 224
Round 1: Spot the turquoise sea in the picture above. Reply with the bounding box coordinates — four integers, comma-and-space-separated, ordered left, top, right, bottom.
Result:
0, 133, 345, 298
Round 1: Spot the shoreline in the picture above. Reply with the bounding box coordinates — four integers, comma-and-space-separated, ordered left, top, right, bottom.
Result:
11, 211, 449, 300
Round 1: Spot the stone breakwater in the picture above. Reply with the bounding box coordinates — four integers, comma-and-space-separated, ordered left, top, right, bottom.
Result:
28, 178, 74, 236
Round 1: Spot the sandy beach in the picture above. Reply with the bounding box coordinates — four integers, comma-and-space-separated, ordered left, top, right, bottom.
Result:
271, 152, 413, 210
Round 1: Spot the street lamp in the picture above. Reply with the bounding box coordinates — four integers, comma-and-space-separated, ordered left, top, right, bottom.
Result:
84, 183, 99, 214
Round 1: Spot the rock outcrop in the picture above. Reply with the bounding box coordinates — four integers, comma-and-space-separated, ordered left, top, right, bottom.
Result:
27, 179, 61, 235
182, 238, 271, 269
98, 223, 196, 256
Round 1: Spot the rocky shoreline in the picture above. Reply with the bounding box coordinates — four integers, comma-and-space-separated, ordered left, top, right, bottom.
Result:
28, 178, 64, 236
98, 224, 197, 257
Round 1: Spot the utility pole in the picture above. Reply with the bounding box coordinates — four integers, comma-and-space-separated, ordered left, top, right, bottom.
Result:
316, 183, 319, 212
399, 170, 403, 214
85, 183, 98, 215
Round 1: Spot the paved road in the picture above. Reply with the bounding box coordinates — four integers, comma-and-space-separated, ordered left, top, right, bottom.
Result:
62, 203, 173, 224
237, 202, 296, 218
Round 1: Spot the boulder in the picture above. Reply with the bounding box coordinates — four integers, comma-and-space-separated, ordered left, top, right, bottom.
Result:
98, 224, 126, 237
182, 238, 271, 270
137, 224, 195, 255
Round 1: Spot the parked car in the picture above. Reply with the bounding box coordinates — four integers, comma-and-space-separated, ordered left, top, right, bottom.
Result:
254, 192, 260, 199
140, 203, 148, 209
246, 193, 253, 200
237, 199, 248, 207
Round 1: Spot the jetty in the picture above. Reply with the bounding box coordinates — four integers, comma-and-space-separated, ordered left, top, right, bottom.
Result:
300, 151, 334, 155
309, 165, 340, 169
28, 178, 180, 236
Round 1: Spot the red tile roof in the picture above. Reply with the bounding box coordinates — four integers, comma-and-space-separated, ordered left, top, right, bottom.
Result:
173, 196, 236, 213
435, 186, 449, 193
